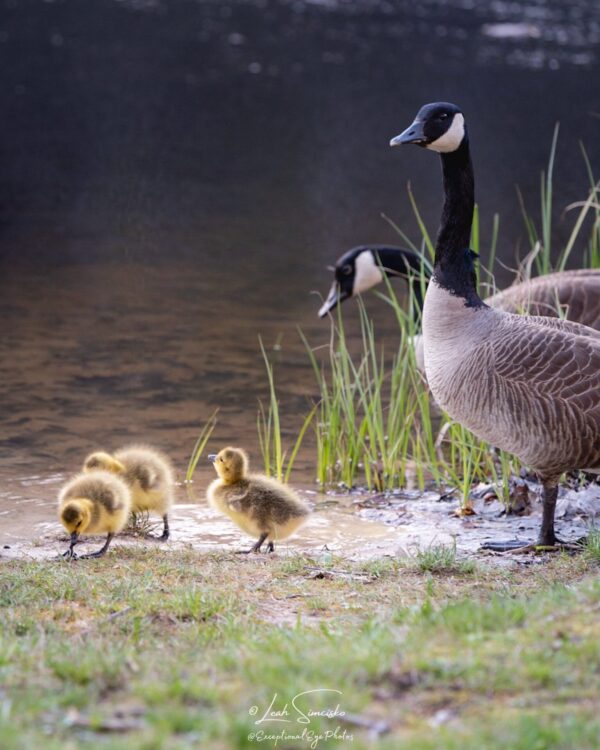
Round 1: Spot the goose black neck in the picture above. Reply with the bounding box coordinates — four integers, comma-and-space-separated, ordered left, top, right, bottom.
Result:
433, 137, 483, 307
373, 247, 430, 315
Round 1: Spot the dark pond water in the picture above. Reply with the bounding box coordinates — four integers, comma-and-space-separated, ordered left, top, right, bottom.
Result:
1, 0, 599, 536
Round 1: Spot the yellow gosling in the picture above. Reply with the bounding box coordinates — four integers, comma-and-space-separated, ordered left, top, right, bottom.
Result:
207, 446, 310, 553
58, 470, 131, 559
83, 445, 174, 540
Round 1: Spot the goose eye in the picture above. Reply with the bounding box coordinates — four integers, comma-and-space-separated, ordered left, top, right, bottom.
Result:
341, 264, 352, 276
439, 113, 448, 120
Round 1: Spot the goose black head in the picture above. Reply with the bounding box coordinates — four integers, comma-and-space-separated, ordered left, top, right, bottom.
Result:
390, 102, 466, 153
318, 246, 386, 317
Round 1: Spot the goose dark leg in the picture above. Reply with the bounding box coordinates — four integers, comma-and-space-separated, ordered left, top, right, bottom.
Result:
537, 483, 558, 546
536, 483, 585, 548
481, 482, 584, 552
78, 533, 114, 559
266, 541, 275, 553
236, 532, 268, 554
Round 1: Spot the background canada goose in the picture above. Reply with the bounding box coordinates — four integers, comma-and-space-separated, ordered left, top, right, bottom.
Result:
207, 447, 310, 553
318, 245, 426, 318
391, 101, 600, 550
84, 445, 174, 540
58, 470, 132, 559
319, 245, 600, 330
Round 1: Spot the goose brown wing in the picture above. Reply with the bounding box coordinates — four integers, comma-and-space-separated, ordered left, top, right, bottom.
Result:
485, 319, 600, 472
526, 314, 600, 341
488, 272, 600, 330
492, 317, 600, 403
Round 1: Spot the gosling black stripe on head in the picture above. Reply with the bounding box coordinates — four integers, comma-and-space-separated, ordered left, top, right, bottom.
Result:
390, 102, 482, 309
318, 245, 427, 318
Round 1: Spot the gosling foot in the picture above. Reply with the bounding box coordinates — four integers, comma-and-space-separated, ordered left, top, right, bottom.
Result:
144, 515, 170, 541
77, 548, 109, 560
76, 533, 115, 560
144, 530, 170, 541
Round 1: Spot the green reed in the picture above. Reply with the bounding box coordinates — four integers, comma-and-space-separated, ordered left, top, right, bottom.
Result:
185, 409, 218, 483
257, 337, 316, 483
301, 273, 428, 491
517, 124, 600, 276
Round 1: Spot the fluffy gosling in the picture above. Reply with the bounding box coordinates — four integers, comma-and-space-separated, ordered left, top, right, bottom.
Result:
83, 445, 174, 540
207, 446, 310, 553
58, 470, 131, 559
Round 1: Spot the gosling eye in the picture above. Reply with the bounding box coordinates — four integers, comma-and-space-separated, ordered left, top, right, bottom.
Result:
341, 264, 352, 276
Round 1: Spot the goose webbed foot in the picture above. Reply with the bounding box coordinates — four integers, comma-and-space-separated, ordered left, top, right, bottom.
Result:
481, 482, 587, 553
480, 539, 530, 553
481, 536, 586, 554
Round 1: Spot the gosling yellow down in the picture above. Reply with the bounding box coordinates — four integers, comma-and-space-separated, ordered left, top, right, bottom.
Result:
207, 447, 310, 553
83, 445, 174, 540
58, 470, 131, 559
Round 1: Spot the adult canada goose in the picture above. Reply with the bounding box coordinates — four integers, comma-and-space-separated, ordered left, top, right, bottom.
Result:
318, 245, 426, 318
390, 102, 600, 550
319, 245, 600, 329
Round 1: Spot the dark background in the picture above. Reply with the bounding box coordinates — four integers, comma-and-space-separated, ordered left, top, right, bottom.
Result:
1, 0, 599, 280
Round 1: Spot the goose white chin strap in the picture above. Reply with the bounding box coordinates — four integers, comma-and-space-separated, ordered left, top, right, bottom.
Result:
353, 251, 384, 295
426, 113, 465, 153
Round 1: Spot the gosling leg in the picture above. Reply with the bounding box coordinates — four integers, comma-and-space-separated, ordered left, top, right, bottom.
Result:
144, 514, 170, 541
160, 514, 170, 540
236, 532, 268, 555
77, 533, 115, 559
62, 532, 80, 559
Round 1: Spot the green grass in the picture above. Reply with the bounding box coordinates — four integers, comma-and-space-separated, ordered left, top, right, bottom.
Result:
1, 549, 599, 748
412, 541, 476, 574
583, 528, 600, 564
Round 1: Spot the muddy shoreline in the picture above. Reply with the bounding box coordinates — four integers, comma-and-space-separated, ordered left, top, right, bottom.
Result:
2, 475, 597, 564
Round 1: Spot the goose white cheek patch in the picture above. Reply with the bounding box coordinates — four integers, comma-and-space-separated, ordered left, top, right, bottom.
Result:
426, 113, 465, 153
353, 252, 384, 295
